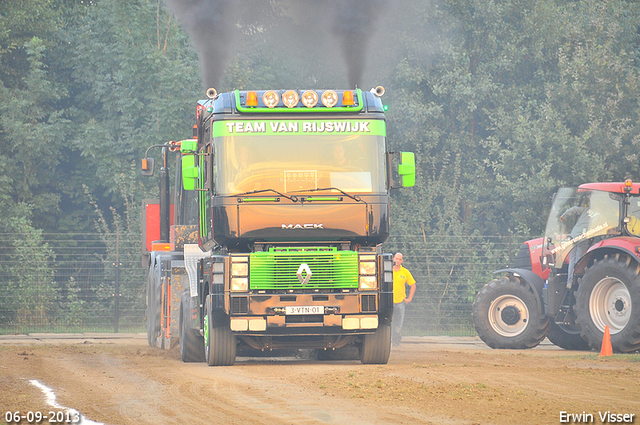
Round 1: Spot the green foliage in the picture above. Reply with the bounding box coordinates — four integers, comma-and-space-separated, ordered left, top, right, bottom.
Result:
82, 166, 146, 328
0, 35, 70, 229
0, 202, 56, 326
385, 0, 640, 240
0, 0, 62, 88
68, 0, 201, 212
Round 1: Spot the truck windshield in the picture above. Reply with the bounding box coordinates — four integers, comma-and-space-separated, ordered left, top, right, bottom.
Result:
213, 120, 387, 195
544, 188, 620, 268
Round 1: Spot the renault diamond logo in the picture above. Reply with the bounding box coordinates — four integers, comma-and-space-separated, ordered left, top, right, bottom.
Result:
296, 263, 312, 285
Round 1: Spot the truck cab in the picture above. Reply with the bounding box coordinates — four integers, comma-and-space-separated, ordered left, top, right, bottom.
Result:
145, 87, 415, 365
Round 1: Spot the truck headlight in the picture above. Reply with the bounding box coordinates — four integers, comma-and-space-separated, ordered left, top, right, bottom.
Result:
359, 260, 376, 275
301, 90, 318, 108
282, 90, 299, 108
359, 276, 377, 290
359, 254, 377, 290
231, 262, 248, 277
231, 277, 249, 292
231, 255, 249, 292
263, 90, 279, 108
321, 90, 338, 108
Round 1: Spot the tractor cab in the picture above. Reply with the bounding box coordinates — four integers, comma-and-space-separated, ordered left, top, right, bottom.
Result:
542, 187, 621, 270
543, 181, 640, 272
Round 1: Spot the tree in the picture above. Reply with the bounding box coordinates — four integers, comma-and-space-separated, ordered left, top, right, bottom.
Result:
68, 0, 201, 213
385, 0, 640, 240
0, 1, 75, 230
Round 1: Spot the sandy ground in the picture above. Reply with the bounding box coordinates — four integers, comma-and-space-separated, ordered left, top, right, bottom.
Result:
0, 334, 638, 425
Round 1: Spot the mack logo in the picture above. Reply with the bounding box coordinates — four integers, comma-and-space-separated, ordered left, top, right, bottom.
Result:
296, 263, 312, 285
282, 224, 324, 229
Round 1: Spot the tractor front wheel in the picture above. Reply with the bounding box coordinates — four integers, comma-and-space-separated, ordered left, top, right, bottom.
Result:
473, 276, 550, 349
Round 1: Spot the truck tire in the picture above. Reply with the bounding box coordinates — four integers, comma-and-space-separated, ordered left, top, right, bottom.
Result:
473, 276, 550, 349
359, 324, 391, 364
546, 322, 591, 351
204, 295, 237, 366
179, 291, 205, 362
575, 255, 640, 353
146, 265, 161, 348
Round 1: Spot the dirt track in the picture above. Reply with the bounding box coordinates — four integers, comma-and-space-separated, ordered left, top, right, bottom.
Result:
1, 334, 639, 425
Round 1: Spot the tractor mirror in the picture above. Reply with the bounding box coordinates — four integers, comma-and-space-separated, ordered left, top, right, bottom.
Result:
141, 157, 155, 177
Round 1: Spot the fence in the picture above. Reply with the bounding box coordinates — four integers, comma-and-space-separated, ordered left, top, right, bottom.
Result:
0, 232, 523, 336
384, 233, 521, 336
0, 233, 146, 334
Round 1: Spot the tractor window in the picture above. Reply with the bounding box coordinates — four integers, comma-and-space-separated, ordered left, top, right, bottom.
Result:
544, 189, 620, 268
626, 196, 640, 235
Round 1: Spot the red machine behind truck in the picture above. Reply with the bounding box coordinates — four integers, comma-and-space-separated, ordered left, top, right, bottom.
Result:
142, 87, 415, 365
473, 181, 640, 353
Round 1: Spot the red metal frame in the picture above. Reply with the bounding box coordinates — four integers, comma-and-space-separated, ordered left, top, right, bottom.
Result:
578, 181, 640, 194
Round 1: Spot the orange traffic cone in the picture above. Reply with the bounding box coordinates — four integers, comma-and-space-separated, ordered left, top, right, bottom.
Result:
599, 325, 613, 357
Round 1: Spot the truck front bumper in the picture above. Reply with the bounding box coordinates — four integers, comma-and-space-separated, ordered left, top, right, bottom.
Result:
227, 292, 384, 335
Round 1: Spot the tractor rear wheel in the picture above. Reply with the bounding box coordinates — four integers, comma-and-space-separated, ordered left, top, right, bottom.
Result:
179, 291, 205, 362
575, 255, 640, 353
473, 276, 550, 349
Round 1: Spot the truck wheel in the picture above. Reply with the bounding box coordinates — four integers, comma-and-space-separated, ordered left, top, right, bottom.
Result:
575, 255, 640, 353
146, 265, 161, 348
204, 295, 237, 366
473, 276, 550, 349
179, 291, 205, 362
546, 322, 591, 351
359, 324, 391, 364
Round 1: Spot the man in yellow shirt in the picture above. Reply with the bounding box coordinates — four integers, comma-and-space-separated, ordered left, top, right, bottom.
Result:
392, 252, 416, 347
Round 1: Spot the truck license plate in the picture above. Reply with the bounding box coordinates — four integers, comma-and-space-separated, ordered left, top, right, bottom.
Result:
285, 306, 324, 315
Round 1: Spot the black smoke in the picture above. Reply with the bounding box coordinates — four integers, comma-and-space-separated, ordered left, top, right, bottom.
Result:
163, 0, 237, 90
330, 0, 390, 88
164, 0, 391, 90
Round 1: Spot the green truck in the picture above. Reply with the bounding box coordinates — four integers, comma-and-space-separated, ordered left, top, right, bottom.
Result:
142, 87, 415, 365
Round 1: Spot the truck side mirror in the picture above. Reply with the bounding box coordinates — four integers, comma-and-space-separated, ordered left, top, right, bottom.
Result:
398, 151, 415, 188
181, 139, 198, 191
141, 157, 155, 177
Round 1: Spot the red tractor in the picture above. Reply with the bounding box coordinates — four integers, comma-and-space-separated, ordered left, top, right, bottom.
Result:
473, 181, 640, 352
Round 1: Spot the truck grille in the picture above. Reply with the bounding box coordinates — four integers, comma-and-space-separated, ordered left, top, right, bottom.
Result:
231, 296, 248, 314
361, 294, 377, 312
249, 247, 358, 291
